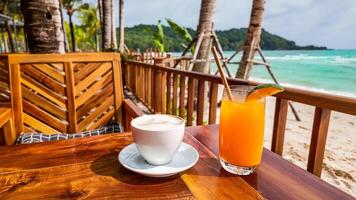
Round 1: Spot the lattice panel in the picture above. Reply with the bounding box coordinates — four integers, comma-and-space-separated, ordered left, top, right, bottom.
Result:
19, 62, 117, 134
73, 62, 115, 132
0, 58, 10, 106
20, 63, 68, 134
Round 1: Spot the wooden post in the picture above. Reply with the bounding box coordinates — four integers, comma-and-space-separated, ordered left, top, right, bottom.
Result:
64, 62, 78, 133
307, 107, 331, 177
154, 58, 165, 113
9, 63, 24, 136
208, 83, 218, 124
271, 98, 288, 155
197, 80, 205, 125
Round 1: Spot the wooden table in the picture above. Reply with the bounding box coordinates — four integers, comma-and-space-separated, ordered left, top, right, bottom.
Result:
0, 125, 353, 199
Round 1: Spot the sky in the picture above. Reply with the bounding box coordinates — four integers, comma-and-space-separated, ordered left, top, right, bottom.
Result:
82, 0, 356, 49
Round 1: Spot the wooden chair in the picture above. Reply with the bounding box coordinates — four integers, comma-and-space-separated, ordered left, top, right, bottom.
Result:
0, 53, 143, 145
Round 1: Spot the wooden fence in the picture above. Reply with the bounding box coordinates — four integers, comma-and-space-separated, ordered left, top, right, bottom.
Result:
123, 59, 356, 177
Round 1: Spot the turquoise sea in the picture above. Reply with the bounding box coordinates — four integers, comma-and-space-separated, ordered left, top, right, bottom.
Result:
210, 50, 356, 98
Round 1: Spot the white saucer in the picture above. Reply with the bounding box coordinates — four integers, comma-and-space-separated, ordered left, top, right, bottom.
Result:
118, 143, 199, 177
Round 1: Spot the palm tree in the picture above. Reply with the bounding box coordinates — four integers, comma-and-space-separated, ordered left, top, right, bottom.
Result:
78, 6, 101, 51
118, 0, 124, 53
192, 0, 217, 73
102, 0, 112, 50
111, 0, 117, 49
21, 0, 65, 53
235, 0, 265, 79
62, 0, 89, 52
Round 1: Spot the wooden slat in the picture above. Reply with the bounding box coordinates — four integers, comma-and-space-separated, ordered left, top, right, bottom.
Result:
74, 62, 112, 96
0, 108, 11, 127
161, 71, 167, 114
88, 108, 115, 130
154, 70, 163, 113
179, 75, 186, 119
172, 74, 179, 115
21, 64, 65, 95
209, 83, 218, 124
271, 98, 288, 155
65, 62, 78, 133
196, 80, 205, 125
307, 107, 331, 177
22, 100, 67, 133
74, 62, 102, 84
149, 68, 154, 111
187, 78, 195, 126
166, 72, 172, 114
21, 73, 66, 107
76, 71, 113, 108
76, 84, 113, 119
21, 86, 67, 120
77, 97, 114, 131
23, 113, 60, 134
112, 59, 123, 121
31, 64, 65, 83
145, 67, 152, 108
9, 63, 24, 135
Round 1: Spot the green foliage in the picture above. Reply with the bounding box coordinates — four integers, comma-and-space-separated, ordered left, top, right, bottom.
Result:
166, 18, 193, 51
123, 25, 327, 52
152, 20, 165, 52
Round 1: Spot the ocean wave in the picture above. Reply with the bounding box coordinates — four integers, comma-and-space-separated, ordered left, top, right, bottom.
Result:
250, 77, 356, 98
265, 54, 342, 61
330, 57, 356, 65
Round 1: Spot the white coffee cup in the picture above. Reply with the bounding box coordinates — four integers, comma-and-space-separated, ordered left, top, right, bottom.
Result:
131, 114, 185, 165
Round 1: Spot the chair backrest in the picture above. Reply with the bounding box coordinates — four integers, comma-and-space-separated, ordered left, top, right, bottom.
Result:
0, 53, 123, 139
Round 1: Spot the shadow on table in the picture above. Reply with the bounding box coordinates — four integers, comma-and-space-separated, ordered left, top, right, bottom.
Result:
181, 157, 259, 188
90, 153, 179, 185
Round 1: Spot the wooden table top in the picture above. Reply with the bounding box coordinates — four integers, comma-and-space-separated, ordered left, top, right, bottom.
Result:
0, 125, 353, 200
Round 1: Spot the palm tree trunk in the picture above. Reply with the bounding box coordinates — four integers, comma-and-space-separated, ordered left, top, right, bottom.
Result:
235, 0, 265, 79
59, 1, 69, 52
98, 0, 103, 32
111, 0, 117, 49
5, 21, 15, 52
102, 0, 112, 50
21, 0, 65, 53
118, 0, 125, 53
192, 0, 217, 73
1, 29, 9, 53
69, 15, 76, 52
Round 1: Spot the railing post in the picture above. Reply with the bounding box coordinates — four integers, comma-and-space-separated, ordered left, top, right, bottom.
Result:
154, 58, 165, 113
271, 98, 288, 155
307, 107, 331, 177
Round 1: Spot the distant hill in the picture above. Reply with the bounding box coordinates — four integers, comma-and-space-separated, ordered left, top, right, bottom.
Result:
122, 24, 327, 52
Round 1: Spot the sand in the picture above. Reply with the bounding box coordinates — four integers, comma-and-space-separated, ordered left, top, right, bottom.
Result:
214, 95, 356, 197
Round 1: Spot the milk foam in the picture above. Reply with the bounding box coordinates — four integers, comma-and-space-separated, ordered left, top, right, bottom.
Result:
132, 115, 183, 131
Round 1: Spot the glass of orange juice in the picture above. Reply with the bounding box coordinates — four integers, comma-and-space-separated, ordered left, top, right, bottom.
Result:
219, 85, 266, 175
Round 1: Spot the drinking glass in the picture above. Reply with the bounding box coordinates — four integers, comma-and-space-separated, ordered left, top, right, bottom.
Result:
219, 85, 266, 175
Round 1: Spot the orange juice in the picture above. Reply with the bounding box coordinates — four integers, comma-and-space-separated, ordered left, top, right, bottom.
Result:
219, 97, 265, 171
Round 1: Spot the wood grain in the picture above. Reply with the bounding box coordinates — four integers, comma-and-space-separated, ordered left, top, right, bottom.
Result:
179, 75, 186, 118
307, 107, 331, 177
187, 78, 195, 126
271, 98, 288, 155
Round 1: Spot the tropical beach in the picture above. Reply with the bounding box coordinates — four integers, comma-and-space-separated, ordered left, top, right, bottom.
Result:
0, 0, 355, 199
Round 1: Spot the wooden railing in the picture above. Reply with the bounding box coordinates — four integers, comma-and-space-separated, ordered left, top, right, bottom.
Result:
127, 48, 170, 64
123, 59, 356, 177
